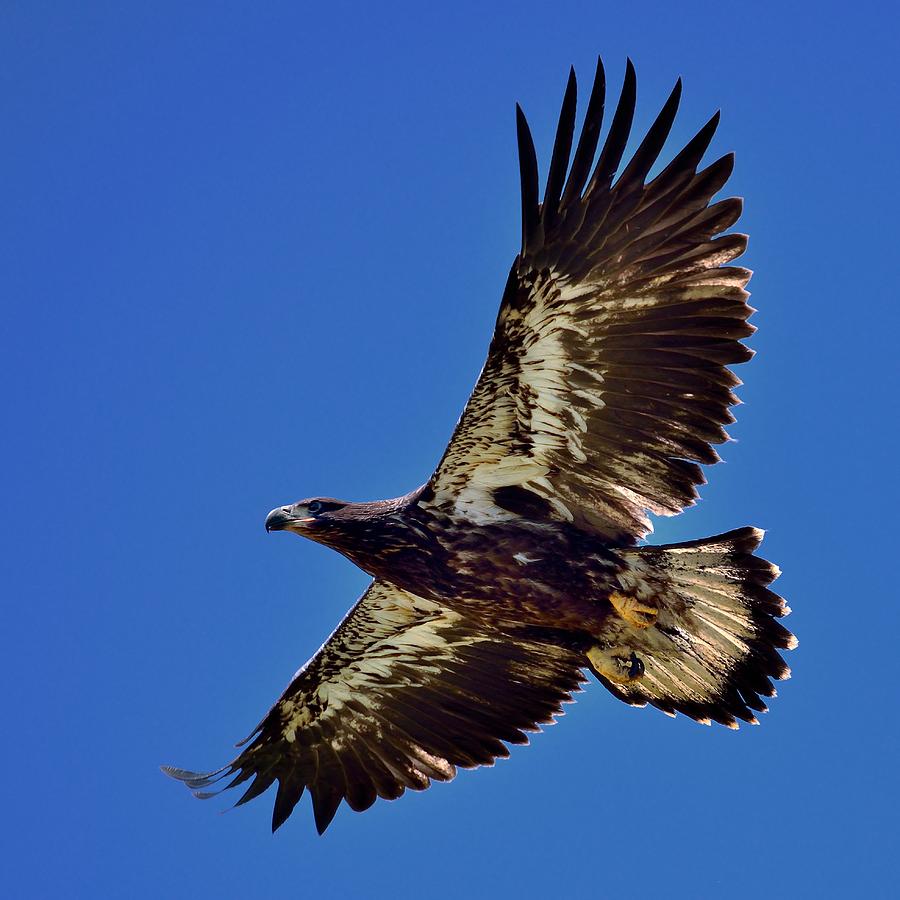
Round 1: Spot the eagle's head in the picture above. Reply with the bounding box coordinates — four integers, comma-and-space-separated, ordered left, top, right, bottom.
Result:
264, 489, 425, 575
264, 495, 407, 551
265, 498, 353, 540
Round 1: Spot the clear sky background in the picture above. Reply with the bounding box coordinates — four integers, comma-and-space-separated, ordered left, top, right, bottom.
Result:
4, 2, 898, 897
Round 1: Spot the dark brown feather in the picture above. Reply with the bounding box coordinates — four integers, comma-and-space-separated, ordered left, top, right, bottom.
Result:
427, 60, 754, 541
162, 581, 585, 833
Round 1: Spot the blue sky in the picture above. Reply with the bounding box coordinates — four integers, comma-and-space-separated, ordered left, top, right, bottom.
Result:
4, 2, 898, 897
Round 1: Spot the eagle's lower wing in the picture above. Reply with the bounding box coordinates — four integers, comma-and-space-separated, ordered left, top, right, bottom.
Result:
425, 60, 752, 542
163, 580, 585, 834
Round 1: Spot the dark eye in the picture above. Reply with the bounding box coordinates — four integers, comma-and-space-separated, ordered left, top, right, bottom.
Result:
308, 500, 323, 514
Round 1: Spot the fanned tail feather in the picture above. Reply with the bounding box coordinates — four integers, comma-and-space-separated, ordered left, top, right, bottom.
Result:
595, 527, 794, 727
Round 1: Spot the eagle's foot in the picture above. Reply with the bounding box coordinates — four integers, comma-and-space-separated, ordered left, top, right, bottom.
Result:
587, 646, 645, 684
609, 590, 659, 629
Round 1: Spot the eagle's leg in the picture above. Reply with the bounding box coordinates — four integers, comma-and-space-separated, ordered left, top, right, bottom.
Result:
586, 646, 645, 684
609, 590, 659, 629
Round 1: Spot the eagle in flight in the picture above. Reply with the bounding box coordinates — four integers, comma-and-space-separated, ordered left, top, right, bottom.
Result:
164, 58, 795, 835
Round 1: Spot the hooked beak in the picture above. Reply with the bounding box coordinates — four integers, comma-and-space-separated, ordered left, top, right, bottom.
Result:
266, 506, 302, 533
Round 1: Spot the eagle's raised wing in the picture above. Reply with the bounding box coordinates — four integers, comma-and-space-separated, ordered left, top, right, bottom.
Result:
425, 60, 752, 543
163, 580, 585, 834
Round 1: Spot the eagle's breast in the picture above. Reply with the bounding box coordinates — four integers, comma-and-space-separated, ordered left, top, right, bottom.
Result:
353, 504, 628, 632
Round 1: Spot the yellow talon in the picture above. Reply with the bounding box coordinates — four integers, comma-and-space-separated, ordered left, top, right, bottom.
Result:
587, 646, 645, 684
609, 590, 659, 628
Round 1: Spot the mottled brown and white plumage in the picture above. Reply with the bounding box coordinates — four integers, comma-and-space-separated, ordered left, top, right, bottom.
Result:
163, 58, 794, 835
165, 582, 586, 833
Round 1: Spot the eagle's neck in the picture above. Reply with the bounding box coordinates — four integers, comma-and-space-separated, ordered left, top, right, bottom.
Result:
313, 490, 445, 589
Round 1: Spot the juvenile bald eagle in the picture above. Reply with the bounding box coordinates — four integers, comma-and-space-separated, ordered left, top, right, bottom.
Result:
164, 58, 795, 835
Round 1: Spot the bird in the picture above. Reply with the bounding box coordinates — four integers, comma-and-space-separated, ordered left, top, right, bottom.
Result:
163, 57, 795, 836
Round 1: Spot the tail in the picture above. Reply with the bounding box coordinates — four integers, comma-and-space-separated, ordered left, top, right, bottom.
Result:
595, 527, 795, 728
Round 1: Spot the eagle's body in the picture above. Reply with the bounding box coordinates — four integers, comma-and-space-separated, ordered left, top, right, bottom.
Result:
295, 488, 622, 635
164, 58, 795, 835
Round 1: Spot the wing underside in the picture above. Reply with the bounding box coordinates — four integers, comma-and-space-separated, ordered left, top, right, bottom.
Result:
163, 581, 585, 833
427, 59, 753, 542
